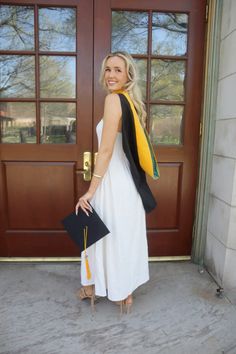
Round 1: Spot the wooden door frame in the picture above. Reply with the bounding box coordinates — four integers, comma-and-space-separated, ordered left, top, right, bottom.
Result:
0, 0, 222, 262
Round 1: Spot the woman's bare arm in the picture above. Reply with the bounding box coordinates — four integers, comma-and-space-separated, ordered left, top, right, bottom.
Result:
75, 93, 121, 214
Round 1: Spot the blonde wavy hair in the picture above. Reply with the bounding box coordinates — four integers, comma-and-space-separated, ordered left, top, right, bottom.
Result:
99, 51, 147, 126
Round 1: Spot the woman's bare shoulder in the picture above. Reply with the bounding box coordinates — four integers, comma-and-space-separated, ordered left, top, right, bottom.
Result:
104, 93, 121, 117
104, 92, 120, 105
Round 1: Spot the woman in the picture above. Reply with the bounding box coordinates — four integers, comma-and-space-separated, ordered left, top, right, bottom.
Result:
75, 51, 155, 313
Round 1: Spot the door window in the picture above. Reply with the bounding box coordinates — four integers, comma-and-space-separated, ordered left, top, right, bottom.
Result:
111, 10, 188, 146
0, 5, 77, 144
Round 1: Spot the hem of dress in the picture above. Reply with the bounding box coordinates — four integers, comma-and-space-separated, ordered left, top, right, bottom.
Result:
82, 276, 150, 302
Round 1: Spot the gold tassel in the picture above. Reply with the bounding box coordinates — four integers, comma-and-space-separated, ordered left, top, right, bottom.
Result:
84, 226, 91, 280
85, 255, 92, 280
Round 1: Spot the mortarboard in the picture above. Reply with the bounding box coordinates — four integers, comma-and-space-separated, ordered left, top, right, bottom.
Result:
62, 205, 110, 280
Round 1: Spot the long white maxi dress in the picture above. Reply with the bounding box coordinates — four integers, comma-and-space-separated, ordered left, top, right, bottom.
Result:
80, 119, 149, 301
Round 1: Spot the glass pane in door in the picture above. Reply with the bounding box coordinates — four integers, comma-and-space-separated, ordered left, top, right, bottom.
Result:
152, 12, 188, 56
0, 102, 36, 143
151, 59, 186, 101
0, 5, 34, 50
150, 104, 184, 145
0, 55, 35, 98
39, 7, 76, 52
133, 58, 147, 99
39, 56, 76, 98
112, 11, 148, 54
40, 102, 76, 144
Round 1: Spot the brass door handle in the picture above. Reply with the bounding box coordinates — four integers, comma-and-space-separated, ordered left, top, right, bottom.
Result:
75, 151, 92, 181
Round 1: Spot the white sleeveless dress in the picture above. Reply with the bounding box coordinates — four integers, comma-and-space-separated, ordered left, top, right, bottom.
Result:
80, 120, 149, 301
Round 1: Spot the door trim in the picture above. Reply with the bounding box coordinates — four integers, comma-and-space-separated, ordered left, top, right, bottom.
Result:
0, 256, 191, 262
191, 0, 223, 264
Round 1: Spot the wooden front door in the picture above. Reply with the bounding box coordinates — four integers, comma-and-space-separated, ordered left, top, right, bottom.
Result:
0, 0, 94, 256
0, 0, 207, 257
93, 0, 207, 257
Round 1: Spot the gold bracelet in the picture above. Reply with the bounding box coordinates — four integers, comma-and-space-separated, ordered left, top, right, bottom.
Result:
93, 173, 102, 178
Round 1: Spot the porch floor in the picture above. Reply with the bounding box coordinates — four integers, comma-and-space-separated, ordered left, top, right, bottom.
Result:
0, 261, 236, 354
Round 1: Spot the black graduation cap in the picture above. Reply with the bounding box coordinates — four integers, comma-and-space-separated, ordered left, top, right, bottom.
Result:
62, 206, 110, 280
61, 205, 110, 252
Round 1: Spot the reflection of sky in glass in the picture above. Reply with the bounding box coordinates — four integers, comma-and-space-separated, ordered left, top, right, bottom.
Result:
40, 56, 76, 98
112, 11, 148, 54
0, 5, 34, 50
0, 55, 35, 98
152, 13, 188, 56
39, 7, 76, 52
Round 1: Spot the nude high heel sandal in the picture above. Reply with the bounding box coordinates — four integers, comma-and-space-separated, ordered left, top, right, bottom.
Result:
76, 285, 96, 311
124, 296, 133, 314
123, 295, 133, 314
114, 300, 125, 315
119, 300, 125, 315
117, 295, 133, 314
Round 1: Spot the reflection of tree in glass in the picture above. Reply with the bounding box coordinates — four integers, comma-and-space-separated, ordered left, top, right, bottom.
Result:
150, 105, 183, 145
42, 102, 76, 121
153, 13, 187, 34
0, 55, 35, 98
152, 13, 188, 56
41, 102, 76, 144
112, 11, 148, 54
0, 102, 36, 143
133, 59, 147, 99
0, 5, 34, 50
0, 6, 76, 99
112, 11, 188, 56
40, 56, 75, 98
151, 60, 185, 101
0, 55, 75, 99
39, 7, 76, 52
